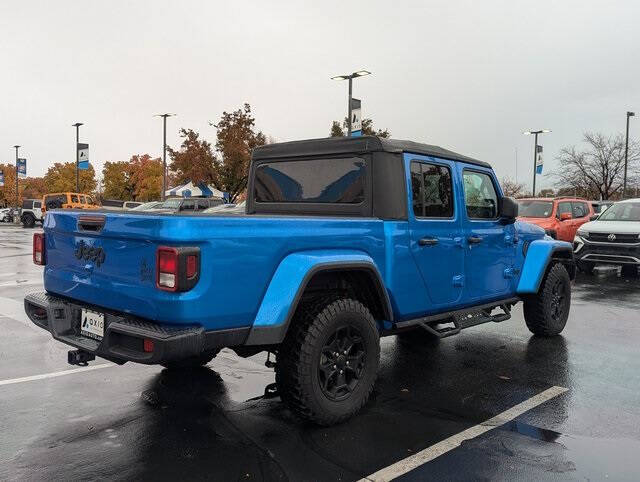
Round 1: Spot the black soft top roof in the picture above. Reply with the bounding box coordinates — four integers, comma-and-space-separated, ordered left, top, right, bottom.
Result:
252, 135, 491, 168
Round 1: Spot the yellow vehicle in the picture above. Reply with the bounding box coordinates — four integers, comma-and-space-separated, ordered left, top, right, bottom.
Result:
42, 193, 100, 213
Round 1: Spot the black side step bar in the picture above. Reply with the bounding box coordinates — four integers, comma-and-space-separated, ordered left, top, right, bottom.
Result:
394, 297, 519, 339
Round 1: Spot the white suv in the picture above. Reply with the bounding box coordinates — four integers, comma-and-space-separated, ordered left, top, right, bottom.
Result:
573, 198, 640, 275
20, 199, 44, 228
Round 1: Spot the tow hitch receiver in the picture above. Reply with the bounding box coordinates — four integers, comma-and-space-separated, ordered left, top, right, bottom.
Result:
68, 349, 95, 366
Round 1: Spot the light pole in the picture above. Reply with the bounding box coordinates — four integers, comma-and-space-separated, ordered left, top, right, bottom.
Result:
13, 145, 20, 211
623, 111, 635, 199
523, 129, 551, 196
72, 123, 83, 192
331, 70, 371, 136
155, 114, 175, 201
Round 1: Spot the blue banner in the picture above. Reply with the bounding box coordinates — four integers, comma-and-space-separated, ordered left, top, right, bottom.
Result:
0, 171, 4, 187
78, 143, 89, 170
17, 158, 26, 178
535, 145, 543, 174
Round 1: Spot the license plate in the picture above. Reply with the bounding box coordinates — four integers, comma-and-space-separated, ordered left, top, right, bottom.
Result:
80, 309, 104, 340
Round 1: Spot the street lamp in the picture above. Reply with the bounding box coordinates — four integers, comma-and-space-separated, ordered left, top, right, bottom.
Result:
331, 70, 371, 136
623, 111, 635, 199
13, 145, 20, 212
72, 123, 83, 192
155, 113, 175, 201
523, 129, 551, 197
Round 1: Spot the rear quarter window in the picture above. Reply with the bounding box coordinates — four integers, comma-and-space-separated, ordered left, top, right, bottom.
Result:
254, 157, 366, 204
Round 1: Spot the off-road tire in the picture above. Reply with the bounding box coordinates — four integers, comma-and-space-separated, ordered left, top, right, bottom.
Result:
621, 265, 639, 277
161, 349, 219, 370
276, 297, 380, 426
523, 263, 571, 337
576, 260, 595, 274
22, 213, 35, 228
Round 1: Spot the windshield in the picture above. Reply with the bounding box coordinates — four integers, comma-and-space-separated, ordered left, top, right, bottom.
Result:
132, 202, 159, 210
517, 200, 553, 218
158, 199, 182, 209
598, 202, 640, 221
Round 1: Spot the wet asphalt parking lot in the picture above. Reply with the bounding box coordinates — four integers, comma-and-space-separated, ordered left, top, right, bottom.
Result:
1, 224, 639, 481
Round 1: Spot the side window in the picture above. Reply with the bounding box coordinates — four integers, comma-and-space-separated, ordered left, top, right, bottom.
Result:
34, 201, 41, 208
572, 202, 587, 218
70, 194, 79, 203
462, 171, 498, 219
79, 195, 87, 204
410, 161, 453, 218
557, 202, 572, 217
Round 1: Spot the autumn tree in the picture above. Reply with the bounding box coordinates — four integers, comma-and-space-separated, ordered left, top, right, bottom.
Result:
22, 177, 48, 200
167, 129, 216, 186
129, 155, 163, 201
553, 132, 640, 200
0, 164, 19, 207
500, 177, 526, 198
43, 162, 97, 194
102, 161, 134, 200
329, 117, 391, 138
211, 103, 266, 203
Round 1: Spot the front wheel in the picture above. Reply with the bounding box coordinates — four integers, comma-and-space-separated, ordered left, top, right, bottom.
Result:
276, 297, 380, 426
523, 263, 571, 337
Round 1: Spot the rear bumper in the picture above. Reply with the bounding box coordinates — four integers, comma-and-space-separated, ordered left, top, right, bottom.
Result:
573, 237, 640, 265
24, 292, 249, 364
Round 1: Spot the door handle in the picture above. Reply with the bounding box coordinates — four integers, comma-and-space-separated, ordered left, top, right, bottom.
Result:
419, 237, 439, 246
468, 236, 483, 244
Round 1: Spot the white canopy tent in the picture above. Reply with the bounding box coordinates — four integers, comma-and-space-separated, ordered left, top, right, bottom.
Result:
165, 181, 226, 200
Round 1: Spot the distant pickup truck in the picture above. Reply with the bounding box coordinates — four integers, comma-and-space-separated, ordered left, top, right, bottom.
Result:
25, 136, 575, 425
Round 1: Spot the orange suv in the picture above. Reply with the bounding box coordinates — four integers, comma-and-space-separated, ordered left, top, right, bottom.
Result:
517, 197, 595, 241
42, 193, 100, 213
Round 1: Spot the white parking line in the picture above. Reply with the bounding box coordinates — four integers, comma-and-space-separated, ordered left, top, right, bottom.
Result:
0, 364, 113, 387
360, 385, 568, 482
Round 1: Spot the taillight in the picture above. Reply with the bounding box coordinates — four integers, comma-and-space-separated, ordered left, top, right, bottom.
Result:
33, 233, 45, 265
156, 246, 200, 292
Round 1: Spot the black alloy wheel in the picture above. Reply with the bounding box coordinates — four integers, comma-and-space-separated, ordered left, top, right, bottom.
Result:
318, 324, 366, 401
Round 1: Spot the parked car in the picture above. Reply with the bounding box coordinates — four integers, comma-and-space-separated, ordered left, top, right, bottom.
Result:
1, 208, 14, 223
153, 197, 224, 213
43, 192, 100, 213
590, 200, 614, 216
25, 136, 574, 425
517, 197, 594, 241
101, 199, 143, 210
574, 198, 640, 275
203, 200, 245, 214
131, 201, 163, 211
20, 199, 44, 227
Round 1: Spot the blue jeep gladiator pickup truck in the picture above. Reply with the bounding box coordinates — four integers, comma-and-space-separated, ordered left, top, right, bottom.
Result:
25, 136, 575, 425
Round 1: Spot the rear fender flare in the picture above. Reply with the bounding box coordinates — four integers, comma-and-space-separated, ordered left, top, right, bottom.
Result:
244, 250, 391, 346
517, 239, 575, 294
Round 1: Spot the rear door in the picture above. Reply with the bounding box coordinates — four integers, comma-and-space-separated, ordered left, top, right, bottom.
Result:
407, 155, 464, 309
459, 166, 517, 302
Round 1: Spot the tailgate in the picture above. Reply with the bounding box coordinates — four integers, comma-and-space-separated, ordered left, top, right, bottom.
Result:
43, 211, 205, 325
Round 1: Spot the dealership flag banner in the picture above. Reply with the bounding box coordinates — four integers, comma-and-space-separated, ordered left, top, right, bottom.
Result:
351, 98, 362, 137
77, 143, 89, 170
535, 145, 543, 174
0, 171, 4, 187
17, 158, 27, 178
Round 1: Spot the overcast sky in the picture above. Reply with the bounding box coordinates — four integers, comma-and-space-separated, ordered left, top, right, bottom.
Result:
1, 0, 639, 191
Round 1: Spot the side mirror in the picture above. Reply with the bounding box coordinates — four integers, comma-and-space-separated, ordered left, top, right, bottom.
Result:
559, 212, 572, 221
499, 197, 518, 224
589, 214, 599, 221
